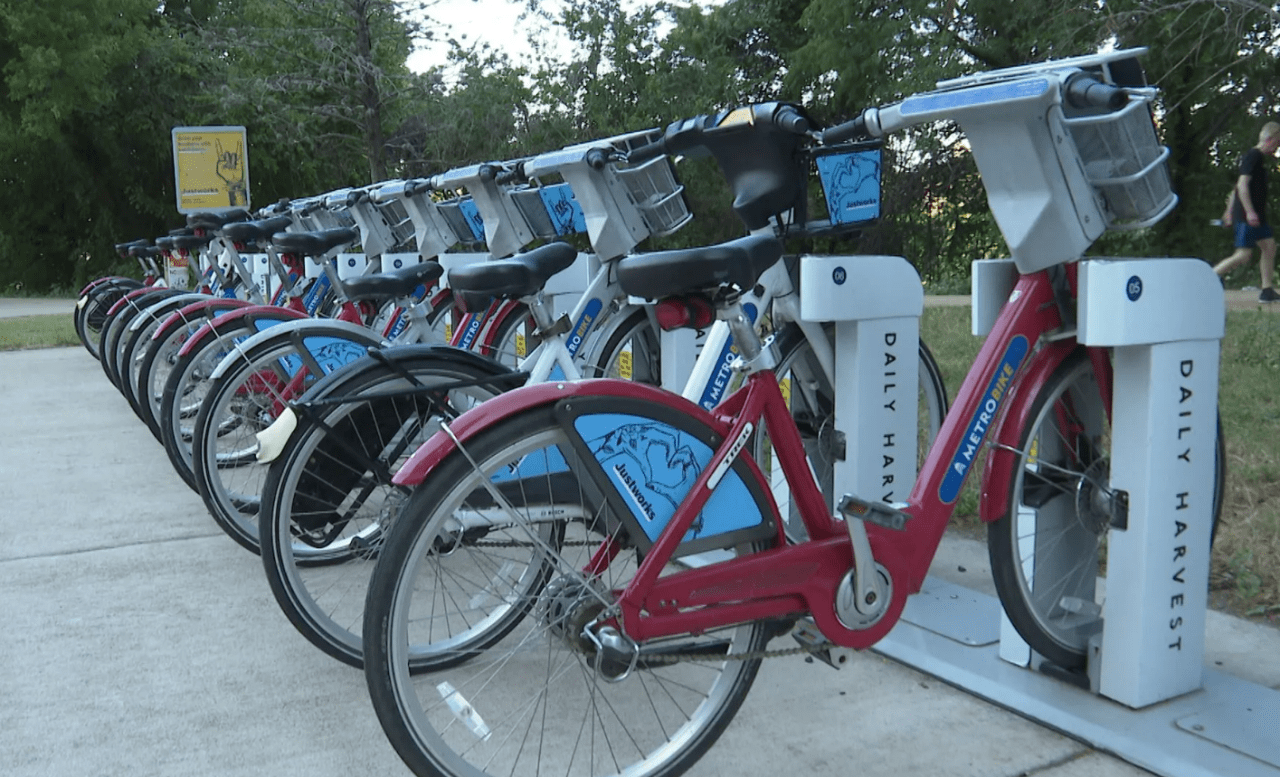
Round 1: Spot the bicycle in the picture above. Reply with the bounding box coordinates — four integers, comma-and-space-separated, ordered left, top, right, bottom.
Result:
252, 126, 948, 669
360, 49, 1225, 777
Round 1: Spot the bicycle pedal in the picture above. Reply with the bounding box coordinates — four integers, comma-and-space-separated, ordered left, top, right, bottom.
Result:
838, 494, 911, 531
791, 619, 853, 669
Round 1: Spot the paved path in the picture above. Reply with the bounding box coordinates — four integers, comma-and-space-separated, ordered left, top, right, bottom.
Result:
1, 324, 1278, 777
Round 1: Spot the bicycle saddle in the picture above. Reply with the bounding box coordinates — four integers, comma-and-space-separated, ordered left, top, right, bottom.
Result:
447, 242, 579, 299
221, 215, 294, 245
271, 227, 358, 257
128, 244, 163, 259
342, 261, 444, 303
114, 238, 149, 255
616, 234, 782, 299
169, 234, 214, 251
187, 209, 252, 229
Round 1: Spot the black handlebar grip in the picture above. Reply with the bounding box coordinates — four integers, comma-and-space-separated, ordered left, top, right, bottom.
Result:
820, 115, 869, 145
774, 106, 811, 134
626, 139, 667, 165
1065, 75, 1127, 111
405, 179, 431, 197
584, 148, 610, 170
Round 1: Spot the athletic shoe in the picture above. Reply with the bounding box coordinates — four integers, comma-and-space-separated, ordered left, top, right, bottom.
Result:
1260, 287, 1280, 302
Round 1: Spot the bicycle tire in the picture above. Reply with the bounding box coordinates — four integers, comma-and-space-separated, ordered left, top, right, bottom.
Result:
117, 293, 209, 418
159, 308, 305, 490
99, 288, 178, 388
473, 301, 535, 368
191, 323, 383, 552
258, 348, 512, 667
134, 299, 252, 441
363, 399, 772, 777
76, 278, 142, 360
987, 349, 1225, 669
591, 306, 661, 383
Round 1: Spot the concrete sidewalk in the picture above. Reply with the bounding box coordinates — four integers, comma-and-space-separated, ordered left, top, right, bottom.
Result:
2, 347, 1277, 777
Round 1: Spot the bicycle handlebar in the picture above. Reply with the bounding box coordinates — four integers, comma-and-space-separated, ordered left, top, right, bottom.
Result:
819, 114, 870, 145
1063, 73, 1127, 110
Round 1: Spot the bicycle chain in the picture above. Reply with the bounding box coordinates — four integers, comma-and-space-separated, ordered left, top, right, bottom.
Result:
463, 540, 828, 665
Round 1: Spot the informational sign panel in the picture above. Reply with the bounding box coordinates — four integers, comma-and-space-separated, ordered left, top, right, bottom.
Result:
171, 126, 251, 214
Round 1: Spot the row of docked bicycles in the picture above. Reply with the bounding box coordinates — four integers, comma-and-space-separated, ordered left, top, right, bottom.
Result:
73, 48, 1225, 777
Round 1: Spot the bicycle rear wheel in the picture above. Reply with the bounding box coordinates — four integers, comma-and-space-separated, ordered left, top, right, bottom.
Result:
259, 348, 509, 667
76, 278, 142, 360
363, 400, 772, 777
988, 350, 1225, 669
191, 324, 381, 552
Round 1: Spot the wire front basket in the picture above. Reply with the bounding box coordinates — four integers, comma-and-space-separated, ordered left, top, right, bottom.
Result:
1064, 98, 1176, 230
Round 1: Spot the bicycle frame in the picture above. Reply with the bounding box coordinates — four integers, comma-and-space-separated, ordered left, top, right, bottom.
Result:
392, 263, 1108, 651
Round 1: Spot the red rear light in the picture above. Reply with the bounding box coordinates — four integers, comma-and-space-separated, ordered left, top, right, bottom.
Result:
654, 295, 714, 331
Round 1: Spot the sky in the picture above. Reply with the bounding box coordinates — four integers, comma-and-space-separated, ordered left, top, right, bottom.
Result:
406, 0, 585, 73
405, 0, 721, 74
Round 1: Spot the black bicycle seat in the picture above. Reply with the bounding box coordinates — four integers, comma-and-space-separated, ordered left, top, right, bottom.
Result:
447, 242, 579, 299
616, 234, 782, 299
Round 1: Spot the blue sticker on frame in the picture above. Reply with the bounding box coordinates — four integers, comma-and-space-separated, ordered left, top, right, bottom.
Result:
538, 183, 587, 236
573, 412, 766, 543
816, 148, 881, 224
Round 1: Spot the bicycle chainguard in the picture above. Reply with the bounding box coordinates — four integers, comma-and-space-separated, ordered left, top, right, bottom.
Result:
791, 619, 853, 669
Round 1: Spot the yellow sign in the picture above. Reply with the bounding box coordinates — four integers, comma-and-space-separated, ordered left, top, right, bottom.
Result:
171, 126, 250, 213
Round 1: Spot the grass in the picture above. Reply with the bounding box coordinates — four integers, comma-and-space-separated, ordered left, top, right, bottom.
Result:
0, 314, 80, 351
922, 304, 1280, 626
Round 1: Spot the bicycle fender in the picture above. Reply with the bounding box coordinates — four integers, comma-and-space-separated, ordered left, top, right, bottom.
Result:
978, 341, 1077, 523
392, 379, 743, 488
304, 342, 513, 401
208, 318, 386, 381
174, 304, 307, 358
150, 297, 251, 343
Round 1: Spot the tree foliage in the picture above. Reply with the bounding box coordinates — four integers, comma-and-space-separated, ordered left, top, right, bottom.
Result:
2, 0, 1278, 292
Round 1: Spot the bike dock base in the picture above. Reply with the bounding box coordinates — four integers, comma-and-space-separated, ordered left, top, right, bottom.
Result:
874, 576, 1280, 777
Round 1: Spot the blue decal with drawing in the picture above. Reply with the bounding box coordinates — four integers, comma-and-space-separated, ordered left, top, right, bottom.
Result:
303, 337, 368, 374
816, 148, 881, 224
538, 183, 587, 235
574, 412, 764, 542
939, 335, 1029, 504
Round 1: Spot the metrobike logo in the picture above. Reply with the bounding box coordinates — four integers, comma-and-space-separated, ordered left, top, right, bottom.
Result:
938, 335, 1028, 504
567, 298, 602, 357
697, 302, 757, 410
459, 316, 482, 349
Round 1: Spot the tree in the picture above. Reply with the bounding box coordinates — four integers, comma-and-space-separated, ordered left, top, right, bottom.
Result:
0, 0, 205, 289
187, 0, 419, 184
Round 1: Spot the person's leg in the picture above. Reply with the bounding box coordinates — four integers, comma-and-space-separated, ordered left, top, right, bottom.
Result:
1215, 246, 1254, 276
1257, 237, 1276, 289
1216, 222, 1260, 277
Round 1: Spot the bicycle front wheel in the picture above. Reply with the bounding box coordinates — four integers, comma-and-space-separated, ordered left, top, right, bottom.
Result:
988, 350, 1225, 669
364, 401, 770, 777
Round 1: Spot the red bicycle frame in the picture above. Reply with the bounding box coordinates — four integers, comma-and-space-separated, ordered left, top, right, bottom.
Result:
393, 265, 1112, 651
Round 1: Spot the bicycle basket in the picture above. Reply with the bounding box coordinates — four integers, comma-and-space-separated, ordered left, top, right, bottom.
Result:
1063, 99, 1175, 230
615, 156, 692, 238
